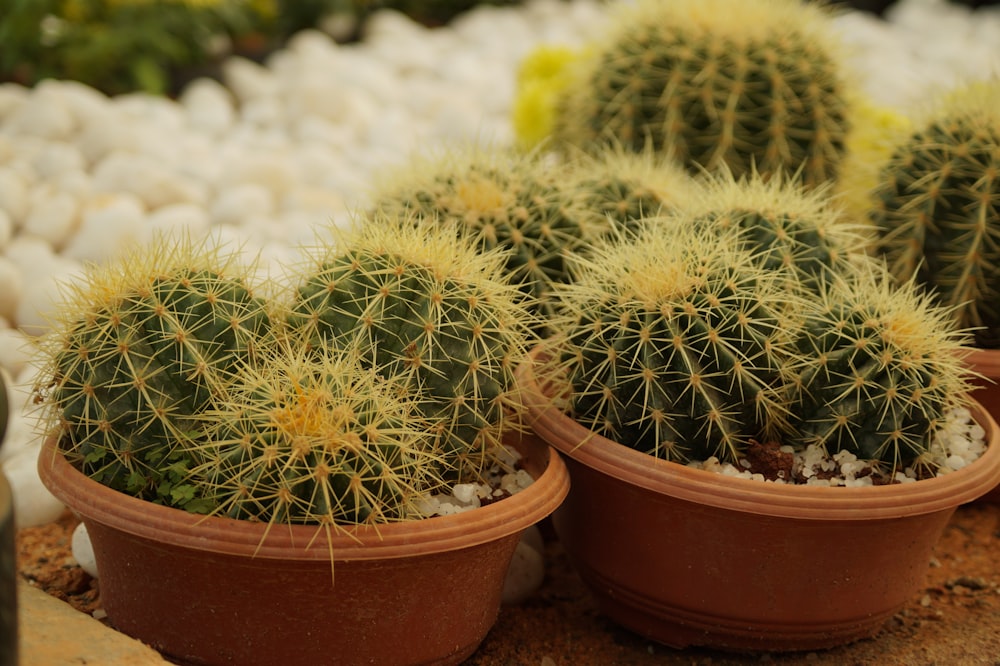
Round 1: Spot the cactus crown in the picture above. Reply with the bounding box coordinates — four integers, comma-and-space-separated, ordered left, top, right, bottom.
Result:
191, 342, 442, 528
370, 145, 599, 312
685, 170, 871, 291
791, 263, 975, 472
559, 144, 695, 237
554, 0, 852, 188
31, 233, 272, 506
871, 80, 1000, 347
551, 218, 804, 464
284, 213, 539, 482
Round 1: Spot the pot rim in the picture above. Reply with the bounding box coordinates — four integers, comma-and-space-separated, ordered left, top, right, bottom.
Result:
966, 346, 1000, 379
37, 432, 569, 561
517, 348, 1000, 520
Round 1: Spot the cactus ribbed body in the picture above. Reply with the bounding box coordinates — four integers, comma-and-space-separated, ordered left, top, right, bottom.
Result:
554, 221, 802, 463
562, 146, 694, 238
285, 217, 536, 481
871, 83, 1000, 348
555, 0, 851, 188
372, 149, 597, 315
197, 345, 440, 526
791, 267, 972, 471
34, 237, 272, 506
687, 173, 869, 292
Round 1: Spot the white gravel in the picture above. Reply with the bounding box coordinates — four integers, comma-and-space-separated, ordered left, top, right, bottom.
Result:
1, 0, 999, 528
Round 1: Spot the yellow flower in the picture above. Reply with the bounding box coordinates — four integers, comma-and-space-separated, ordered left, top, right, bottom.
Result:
511, 45, 582, 151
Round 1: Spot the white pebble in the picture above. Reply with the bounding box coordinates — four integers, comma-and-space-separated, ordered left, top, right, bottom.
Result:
180, 78, 236, 136
0, 168, 30, 225
24, 188, 79, 248
2, 444, 65, 528
71, 522, 100, 578
61, 193, 146, 264
501, 539, 544, 605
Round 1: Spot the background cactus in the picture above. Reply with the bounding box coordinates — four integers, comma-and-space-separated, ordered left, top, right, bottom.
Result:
193, 342, 442, 527
685, 171, 871, 292
31, 234, 273, 508
369, 146, 599, 318
552, 0, 853, 189
551, 219, 804, 464
790, 264, 974, 472
284, 214, 537, 481
558, 145, 695, 239
870, 81, 1000, 348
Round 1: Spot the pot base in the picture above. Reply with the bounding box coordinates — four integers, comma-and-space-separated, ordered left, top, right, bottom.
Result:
576, 564, 894, 652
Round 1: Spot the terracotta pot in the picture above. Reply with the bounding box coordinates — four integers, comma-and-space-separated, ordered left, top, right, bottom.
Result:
516, 353, 1000, 653
37, 432, 569, 666
965, 347, 1000, 501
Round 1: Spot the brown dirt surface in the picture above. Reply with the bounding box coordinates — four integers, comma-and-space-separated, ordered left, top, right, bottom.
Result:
15, 503, 1000, 665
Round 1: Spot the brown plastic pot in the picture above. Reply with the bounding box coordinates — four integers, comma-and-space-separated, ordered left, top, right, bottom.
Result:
516, 352, 1000, 653
965, 347, 1000, 501
37, 432, 569, 666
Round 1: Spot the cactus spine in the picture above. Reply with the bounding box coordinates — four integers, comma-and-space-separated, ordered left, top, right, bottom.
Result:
870, 81, 1000, 348
370, 147, 599, 315
284, 214, 537, 481
552, 220, 804, 464
554, 0, 852, 188
32, 234, 272, 507
685, 171, 871, 292
790, 265, 974, 472
559, 145, 695, 238
193, 343, 442, 526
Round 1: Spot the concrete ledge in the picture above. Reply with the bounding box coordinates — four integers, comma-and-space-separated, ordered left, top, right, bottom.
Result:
17, 580, 170, 665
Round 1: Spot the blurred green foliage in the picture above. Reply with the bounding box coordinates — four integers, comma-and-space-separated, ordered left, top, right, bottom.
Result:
0, 0, 520, 97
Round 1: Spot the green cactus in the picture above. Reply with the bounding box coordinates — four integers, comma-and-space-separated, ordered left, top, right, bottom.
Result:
686, 171, 871, 292
192, 342, 443, 527
284, 214, 538, 482
790, 264, 974, 473
870, 81, 1000, 348
31, 234, 273, 508
553, 0, 852, 189
370, 146, 599, 317
559, 145, 695, 238
552, 218, 804, 464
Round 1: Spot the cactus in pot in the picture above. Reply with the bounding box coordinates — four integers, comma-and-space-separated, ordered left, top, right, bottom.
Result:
789, 264, 975, 473
552, 0, 853, 189
31, 233, 273, 509
284, 212, 539, 481
869, 80, 1000, 348
192, 341, 444, 527
550, 218, 805, 464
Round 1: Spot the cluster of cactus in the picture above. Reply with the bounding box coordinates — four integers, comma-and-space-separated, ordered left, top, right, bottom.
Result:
32, 219, 540, 524
550, 172, 975, 472
284, 214, 538, 481
551, 0, 852, 189
194, 343, 442, 526
31, 234, 273, 508
370, 147, 601, 319
869, 81, 1000, 348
